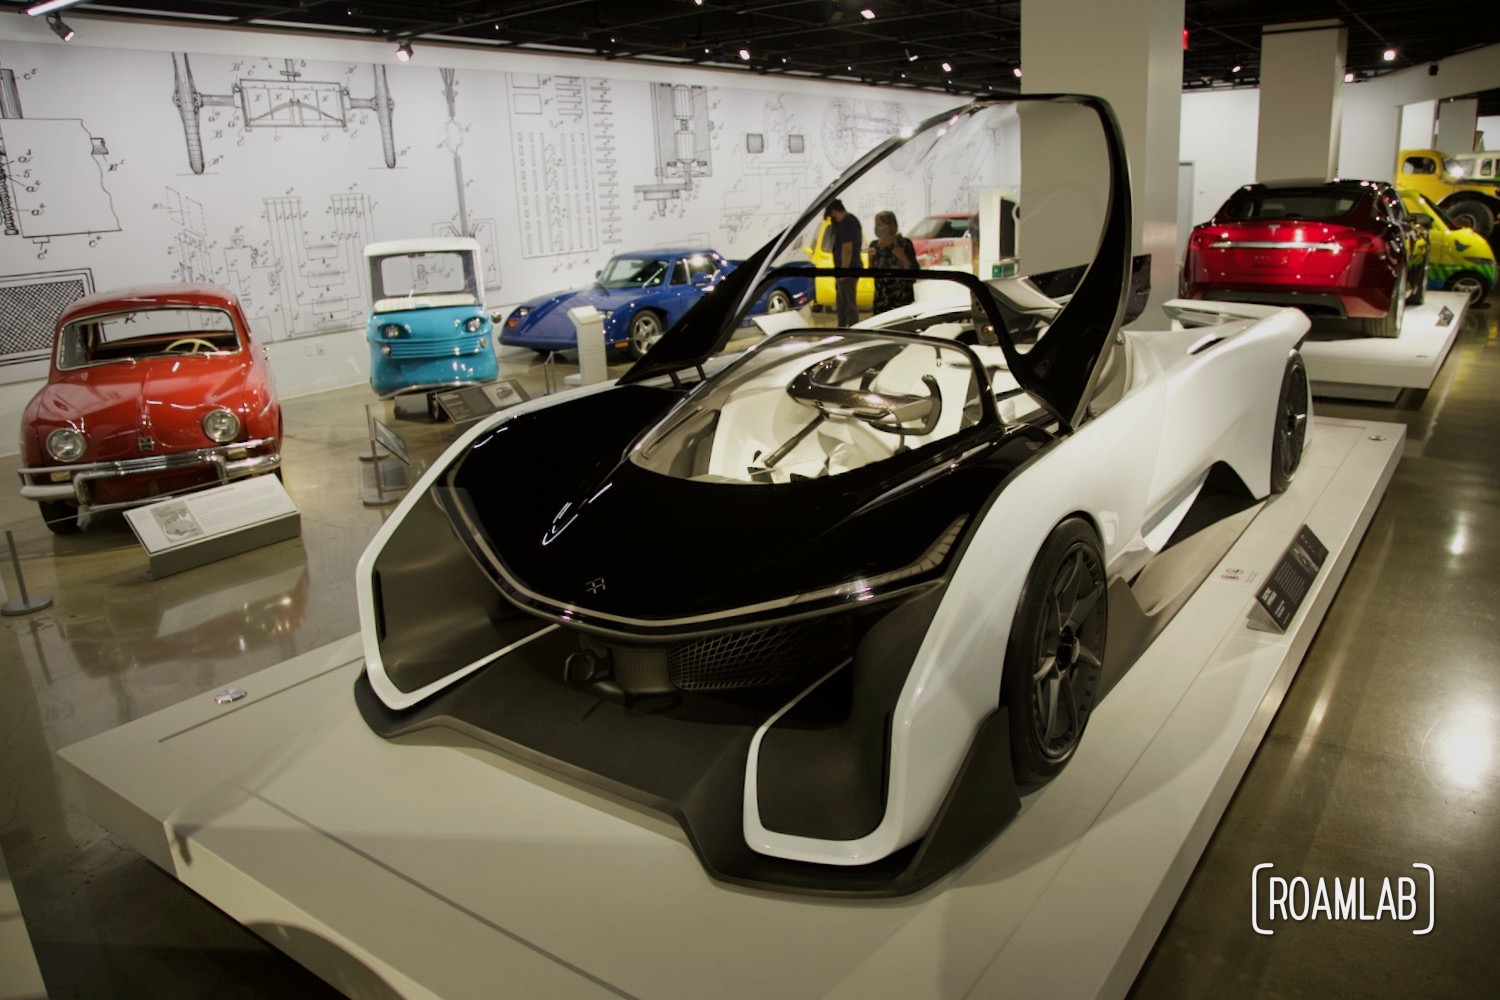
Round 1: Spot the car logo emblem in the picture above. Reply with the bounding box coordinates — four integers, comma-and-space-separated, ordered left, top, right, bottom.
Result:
138, 435, 155, 451
585, 578, 607, 594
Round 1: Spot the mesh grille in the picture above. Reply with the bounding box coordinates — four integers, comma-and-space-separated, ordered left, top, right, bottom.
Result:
385, 337, 482, 360
0, 274, 89, 359
667, 618, 851, 692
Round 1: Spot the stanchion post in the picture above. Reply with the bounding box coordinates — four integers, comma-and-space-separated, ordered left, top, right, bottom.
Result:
2, 528, 53, 616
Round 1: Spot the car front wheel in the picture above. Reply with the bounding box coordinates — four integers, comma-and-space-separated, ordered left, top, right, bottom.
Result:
766, 289, 793, 313
627, 311, 666, 360
1270, 352, 1309, 494
1446, 272, 1490, 305
1003, 518, 1108, 785
39, 500, 79, 535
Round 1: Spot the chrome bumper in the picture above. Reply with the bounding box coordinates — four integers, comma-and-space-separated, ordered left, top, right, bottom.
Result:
17, 438, 281, 513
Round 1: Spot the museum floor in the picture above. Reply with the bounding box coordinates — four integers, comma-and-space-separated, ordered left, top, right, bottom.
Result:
1, 304, 1497, 998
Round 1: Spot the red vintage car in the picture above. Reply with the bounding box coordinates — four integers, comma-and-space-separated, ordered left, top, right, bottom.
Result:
1180, 179, 1428, 338
17, 284, 283, 533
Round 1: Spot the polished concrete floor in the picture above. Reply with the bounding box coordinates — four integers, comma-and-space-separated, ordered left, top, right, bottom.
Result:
0, 306, 1495, 997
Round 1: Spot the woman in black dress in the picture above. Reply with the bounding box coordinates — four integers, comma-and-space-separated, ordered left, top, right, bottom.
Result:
868, 210, 919, 314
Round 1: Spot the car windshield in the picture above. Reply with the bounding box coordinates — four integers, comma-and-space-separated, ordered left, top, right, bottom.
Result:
629, 331, 983, 484
1221, 188, 1364, 221
909, 216, 973, 239
598, 257, 670, 289
1414, 193, 1461, 230
1443, 157, 1464, 177
57, 307, 240, 369
370, 251, 480, 311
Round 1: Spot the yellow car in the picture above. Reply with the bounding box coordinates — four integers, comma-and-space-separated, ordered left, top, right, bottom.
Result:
1396, 149, 1500, 240
1400, 189, 1496, 304
805, 216, 874, 310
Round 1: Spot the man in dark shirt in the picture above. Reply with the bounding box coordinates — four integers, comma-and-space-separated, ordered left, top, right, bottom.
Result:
826, 199, 863, 327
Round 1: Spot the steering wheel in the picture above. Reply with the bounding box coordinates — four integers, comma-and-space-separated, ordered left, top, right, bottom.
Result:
787, 358, 942, 436
165, 338, 217, 355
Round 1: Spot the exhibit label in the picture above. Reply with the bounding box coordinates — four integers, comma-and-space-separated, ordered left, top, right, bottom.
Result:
1251, 863, 1434, 935
1255, 524, 1328, 631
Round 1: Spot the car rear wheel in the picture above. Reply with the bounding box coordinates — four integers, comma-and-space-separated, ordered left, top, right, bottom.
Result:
1444, 199, 1495, 240
766, 289, 793, 313
1446, 272, 1490, 305
1270, 352, 1309, 494
39, 501, 79, 535
1003, 518, 1108, 785
1361, 272, 1405, 338
627, 311, 666, 360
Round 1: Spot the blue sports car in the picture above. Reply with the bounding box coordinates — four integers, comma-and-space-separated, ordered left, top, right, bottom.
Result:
500, 247, 814, 360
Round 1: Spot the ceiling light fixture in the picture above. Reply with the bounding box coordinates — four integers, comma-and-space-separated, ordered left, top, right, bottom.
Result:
905, 49, 918, 62
1232, 64, 1242, 73
739, 48, 751, 61
46, 12, 74, 41
860, 8, 876, 19
941, 61, 953, 73
395, 40, 414, 62
25, 0, 87, 15
1344, 70, 1355, 82
1382, 48, 1396, 61
1013, 66, 1022, 78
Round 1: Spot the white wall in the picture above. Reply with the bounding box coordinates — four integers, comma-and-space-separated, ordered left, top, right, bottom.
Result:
0, 15, 956, 456
1481, 116, 1500, 150
1179, 88, 1259, 226
1398, 101, 1437, 151
1436, 98, 1480, 154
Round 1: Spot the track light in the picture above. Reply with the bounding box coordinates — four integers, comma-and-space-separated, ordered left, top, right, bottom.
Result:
941, 61, 953, 73
46, 13, 74, 41
905, 49, 918, 62
26, 1, 88, 15
1013, 66, 1023, 78
1232, 64, 1242, 73
861, 8, 876, 20
395, 40, 413, 62
1344, 71, 1355, 82
1382, 48, 1396, 62
739, 48, 751, 61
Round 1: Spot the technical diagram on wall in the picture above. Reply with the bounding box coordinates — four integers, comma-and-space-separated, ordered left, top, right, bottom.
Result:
160, 187, 214, 284
0, 268, 93, 382
822, 98, 911, 170
635, 83, 712, 214
508, 73, 618, 263
428, 68, 501, 287
722, 97, 823, 238
222, 191, 374, 340
0, 66, 120, 256
171, 54, 396, 175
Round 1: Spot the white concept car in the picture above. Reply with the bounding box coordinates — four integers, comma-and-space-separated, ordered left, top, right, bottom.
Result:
354, 95, 1312, 896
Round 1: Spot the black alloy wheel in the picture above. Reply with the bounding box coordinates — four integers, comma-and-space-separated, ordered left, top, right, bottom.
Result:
1271, 352, 1309, 494
1003, 518, 1108, 784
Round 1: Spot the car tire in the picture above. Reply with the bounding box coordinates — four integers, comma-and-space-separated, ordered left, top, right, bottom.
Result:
626, 311, 666, 361
1361, 272, 1405, 338
1446, 272, 1491, 305
1270, 352, 1309, 494
39, 501, 79, 535
1002, 517, 1108, 785
766, 289, 793, 313
1444, 199, 1495, 240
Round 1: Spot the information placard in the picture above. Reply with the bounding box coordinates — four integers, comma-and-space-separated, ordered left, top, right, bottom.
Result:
434, 379, 530, 427
124, 474, 300, 578
1254, 524, 1328, 632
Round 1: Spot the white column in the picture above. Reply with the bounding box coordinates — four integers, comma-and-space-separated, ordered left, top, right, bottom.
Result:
1436, 98, 1480, 155
1256, 20, 1348, 181
1020, 0, 1184, 325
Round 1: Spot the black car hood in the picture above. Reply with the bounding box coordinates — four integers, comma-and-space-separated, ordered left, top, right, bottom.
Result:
437, 384, 1037, 638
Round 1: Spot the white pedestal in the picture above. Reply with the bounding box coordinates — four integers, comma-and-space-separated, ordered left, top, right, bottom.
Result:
1302, 291, 1468, 402
59, 418, 1403, 1000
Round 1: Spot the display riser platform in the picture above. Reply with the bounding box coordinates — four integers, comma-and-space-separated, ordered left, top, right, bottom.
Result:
59, 418, 1403, 1000
1303, 291, 1468, 402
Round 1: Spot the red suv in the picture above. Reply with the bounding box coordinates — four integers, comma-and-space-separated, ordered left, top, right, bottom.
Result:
1181, 179, 1427, 337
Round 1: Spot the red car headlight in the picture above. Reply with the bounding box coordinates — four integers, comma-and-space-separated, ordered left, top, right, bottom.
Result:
202, 408, 241, 444
46, 427, 86, 462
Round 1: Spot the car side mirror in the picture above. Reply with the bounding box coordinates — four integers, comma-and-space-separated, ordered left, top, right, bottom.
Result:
595, 270, 602, 278
691, 271, 713, 287
1411, 213, 1432, 231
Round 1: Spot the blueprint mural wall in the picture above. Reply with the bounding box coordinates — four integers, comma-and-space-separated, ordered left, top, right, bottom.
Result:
0, 35, 952, 384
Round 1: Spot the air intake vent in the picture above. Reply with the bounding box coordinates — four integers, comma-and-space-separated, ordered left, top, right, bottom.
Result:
667, 618, 851, 692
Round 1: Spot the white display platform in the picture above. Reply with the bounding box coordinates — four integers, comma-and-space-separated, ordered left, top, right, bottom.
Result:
1302, 291, 1468, 402
59, 417, 1403, 1000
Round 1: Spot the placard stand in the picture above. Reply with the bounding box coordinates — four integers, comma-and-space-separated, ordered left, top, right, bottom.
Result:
124, 476, 301, 580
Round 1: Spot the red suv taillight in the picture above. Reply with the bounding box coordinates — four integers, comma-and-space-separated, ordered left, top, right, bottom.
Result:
1188, 229, 1223, 251
1331, 230, 1383, 254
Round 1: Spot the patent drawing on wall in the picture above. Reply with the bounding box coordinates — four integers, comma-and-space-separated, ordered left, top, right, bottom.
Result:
822, 98, 911, 170
635, 83, 712, 213
171, 54, 396, 175
161, 187, 214, 284
0, 66, 120, 254
222, 192, 374, 340
508, 73, 614, 262
428, 68, 500, 287
589, 78, 621, 247
722, 97, 822, 239
0, 268, 93, 383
